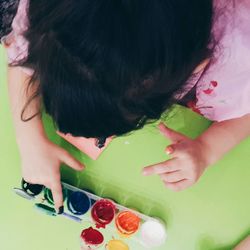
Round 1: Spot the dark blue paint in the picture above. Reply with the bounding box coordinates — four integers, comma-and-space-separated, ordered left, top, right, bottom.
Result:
67, 191, 91, 215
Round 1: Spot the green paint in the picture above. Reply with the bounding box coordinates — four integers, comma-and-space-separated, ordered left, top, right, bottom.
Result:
34, 203, 56, 217
44, 187, 68, 205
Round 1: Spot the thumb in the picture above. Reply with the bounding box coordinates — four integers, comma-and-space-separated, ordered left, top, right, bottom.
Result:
60, 150, 85, 171
158, 123, 187, 143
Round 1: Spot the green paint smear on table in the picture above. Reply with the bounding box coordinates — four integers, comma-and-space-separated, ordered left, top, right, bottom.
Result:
1, 46, 250, 250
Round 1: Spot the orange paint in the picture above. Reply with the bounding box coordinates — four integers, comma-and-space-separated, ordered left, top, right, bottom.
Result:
115, 211, 140, 236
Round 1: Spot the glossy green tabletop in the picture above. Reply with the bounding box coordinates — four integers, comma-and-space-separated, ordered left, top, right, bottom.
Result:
1, 47, 250, 250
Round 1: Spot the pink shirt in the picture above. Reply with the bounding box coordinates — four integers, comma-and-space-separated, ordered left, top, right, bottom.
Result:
3, 0, 29, 64
2, 0, 32, 75
3, 0, 250, 122
193, 0, 250, 121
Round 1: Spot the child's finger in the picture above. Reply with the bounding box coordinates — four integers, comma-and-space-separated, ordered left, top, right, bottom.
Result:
160, 171, 184, 183
165, 145, 175, 155
50, 180, 64, 213
163, 179, 191, 192
165, 143, 188, 158
60, 150, 85, 171
165, 144, 183, 157
142, 158, 179, 176
158, 123, 187, 143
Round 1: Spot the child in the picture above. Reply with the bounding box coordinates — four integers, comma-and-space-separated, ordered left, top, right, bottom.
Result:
234, 236, 250, 250
1, 0, 250, 212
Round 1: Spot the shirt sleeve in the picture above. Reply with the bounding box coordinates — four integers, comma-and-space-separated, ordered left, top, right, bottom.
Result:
1, 0, 33, 75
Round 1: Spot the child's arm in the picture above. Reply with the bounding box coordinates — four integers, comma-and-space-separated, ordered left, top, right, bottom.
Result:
8, 66, 84, 211
234, 236, 250, 250
197, 114, 250, 165
143, 114, 250, 191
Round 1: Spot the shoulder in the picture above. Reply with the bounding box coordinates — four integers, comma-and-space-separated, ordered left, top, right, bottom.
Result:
0, 0, 20, 39
1, 0, 30, 70
195, 0, 250, 121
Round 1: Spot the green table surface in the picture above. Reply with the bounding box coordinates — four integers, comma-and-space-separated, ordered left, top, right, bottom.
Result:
1, 46, 250, 250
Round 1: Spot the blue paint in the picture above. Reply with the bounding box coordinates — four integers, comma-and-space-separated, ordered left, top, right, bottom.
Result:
67, 191, 91, 215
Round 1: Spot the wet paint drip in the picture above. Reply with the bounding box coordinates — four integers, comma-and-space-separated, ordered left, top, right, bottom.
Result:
115, 211, 140, 236
44, 187, 67, 205
106, 239, 129, 250
67, 191, 91, 215
80, 227, 104, 249
91, 199, 116, 228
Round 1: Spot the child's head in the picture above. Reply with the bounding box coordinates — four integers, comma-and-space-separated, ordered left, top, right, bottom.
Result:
22, 0, 213, 138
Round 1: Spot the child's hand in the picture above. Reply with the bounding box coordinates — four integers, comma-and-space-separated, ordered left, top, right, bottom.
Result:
7, 66, 84, 212
19, 135, 84, 211
143, 123, 210, 191
234, 236, 250, 250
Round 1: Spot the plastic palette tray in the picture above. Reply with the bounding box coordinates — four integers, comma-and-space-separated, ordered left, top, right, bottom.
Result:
14, 181, 167, 250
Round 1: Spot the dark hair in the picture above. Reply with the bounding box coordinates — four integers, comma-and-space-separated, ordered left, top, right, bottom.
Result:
20, 0, 214, 138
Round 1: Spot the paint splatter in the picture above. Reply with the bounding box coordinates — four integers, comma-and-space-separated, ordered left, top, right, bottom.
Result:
187, 100, 202, 115
202, 80, 218, 95
211, 81, 218, 87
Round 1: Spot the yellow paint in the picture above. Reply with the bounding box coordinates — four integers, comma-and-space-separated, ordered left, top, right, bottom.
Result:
106, 239, 129, 250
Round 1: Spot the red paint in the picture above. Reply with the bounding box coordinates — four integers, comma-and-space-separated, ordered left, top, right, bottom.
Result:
115, 211, 140, 236
91, 199, 116, 228
203, 88, 213, 95
211, 81, 218, 87
203, 81, 218, 95
80, 227, 104, 245
187, 101, 201, 115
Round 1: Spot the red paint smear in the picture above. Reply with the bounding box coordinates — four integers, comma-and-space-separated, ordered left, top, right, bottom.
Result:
211, 81, 218, 87
91, 199, 116, 228
187, 101, 201, 115
81, 227, 104, 245
115, 211, 140, 235
203, 88, 213, 95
